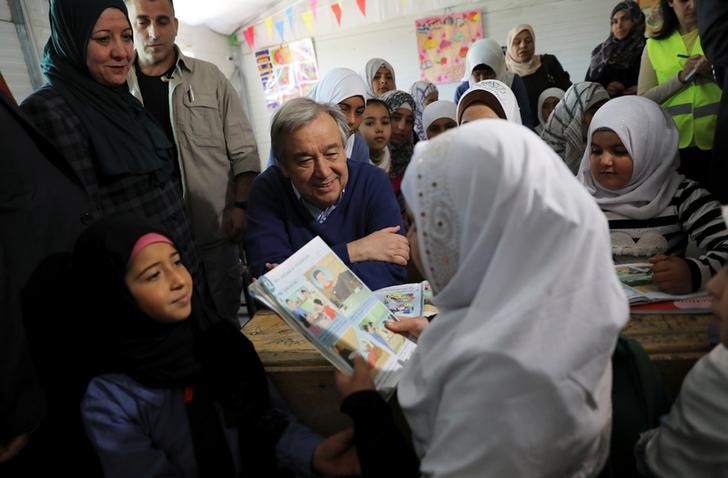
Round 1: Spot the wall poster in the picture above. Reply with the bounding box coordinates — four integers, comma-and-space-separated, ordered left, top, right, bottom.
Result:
255, 38, 319, 112
415, 10, 484, 84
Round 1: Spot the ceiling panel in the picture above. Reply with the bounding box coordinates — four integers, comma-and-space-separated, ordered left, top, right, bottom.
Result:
175, 0, 285, 34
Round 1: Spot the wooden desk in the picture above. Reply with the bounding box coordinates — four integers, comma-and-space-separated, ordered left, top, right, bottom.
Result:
243, 310, 348, 435
244, 310, 715, 432
621, 313, 714, 397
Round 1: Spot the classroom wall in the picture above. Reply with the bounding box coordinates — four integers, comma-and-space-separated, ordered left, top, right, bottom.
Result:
238, 0, 615, 165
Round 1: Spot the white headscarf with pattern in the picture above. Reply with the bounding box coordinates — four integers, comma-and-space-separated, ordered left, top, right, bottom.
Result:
456, 79, 521, 124
399, 120, 627, 477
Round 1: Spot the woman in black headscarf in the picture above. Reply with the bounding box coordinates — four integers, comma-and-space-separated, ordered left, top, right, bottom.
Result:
19, 0, 201, 282
585, 1, 646, 97
74, 214, 358, 477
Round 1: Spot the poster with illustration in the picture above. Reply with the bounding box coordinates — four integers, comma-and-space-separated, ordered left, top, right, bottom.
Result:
255, 38, 319, 113
415, 10, 484, 84
638, 0, 663, 37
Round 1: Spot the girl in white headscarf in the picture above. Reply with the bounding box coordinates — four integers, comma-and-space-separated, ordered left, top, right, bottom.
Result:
505, 24, 571, 123
635, 225, 728, 476
409, 80, 438, 141
310, 67, 370, 163
421, 100, 457, 140
577, 96, 728, 293
364, 58, 396, 99
542, 81, 610, 173
456, 79, 522, 124
535, 87, 565, 134
452, 39, 534, 127
267, 68, 370, 167
336, 120, 628, 478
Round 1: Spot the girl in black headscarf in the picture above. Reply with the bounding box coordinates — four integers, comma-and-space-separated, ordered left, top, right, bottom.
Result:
74, 214, 358, 477
586, 1, 646, 97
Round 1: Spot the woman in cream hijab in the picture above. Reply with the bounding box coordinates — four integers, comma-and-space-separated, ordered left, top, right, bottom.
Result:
505, 24, 571, 125
336, 120, 628, 477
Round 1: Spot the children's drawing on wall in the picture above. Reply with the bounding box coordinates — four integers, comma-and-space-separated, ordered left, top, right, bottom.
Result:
415, 10, 484, 84
255, 37, 319, 113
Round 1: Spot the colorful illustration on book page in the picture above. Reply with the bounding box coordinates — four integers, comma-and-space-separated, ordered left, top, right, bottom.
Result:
331, 327, 359, 369
305, 253, 368, 315
358, 302, 405, 353
415, 10, 483, 84
283, 286, 342, 337
332, 326, 395, 378
383, 291, 418, 316
357, 335, 393, 373
615, 263, 652, 286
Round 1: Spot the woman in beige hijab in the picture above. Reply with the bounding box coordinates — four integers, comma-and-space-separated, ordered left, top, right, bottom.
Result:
505, 24, 572, 128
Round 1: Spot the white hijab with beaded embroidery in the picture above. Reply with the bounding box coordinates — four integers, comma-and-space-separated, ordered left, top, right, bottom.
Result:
399, 120, 628, 477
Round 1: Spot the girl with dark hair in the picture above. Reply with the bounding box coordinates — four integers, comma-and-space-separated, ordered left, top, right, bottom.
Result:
637, 0, 721, 186
74, 214, 358, 477
586, 1, 646, 97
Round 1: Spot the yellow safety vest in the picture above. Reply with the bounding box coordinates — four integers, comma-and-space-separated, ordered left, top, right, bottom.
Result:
647, 31, 721, 150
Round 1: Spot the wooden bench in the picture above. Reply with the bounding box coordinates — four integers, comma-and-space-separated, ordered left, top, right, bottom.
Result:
243, 310, 716, 434
243, 310, 348, 435
621, 313, 714, 397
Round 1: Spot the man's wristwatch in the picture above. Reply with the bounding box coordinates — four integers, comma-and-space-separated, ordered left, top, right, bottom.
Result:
233, 201, 248, 210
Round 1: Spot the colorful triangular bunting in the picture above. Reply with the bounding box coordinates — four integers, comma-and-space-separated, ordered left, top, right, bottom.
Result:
275, 19, 285, 40
264, 16, 273, 40
286, 7, 294, 30
310, 0, 318, 18
302, 10, 315, 33
242, 25, 255, 50
330, 2, 342, 26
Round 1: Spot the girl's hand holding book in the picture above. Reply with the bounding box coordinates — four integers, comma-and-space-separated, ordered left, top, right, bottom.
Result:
335, 356, 375, 399
385, 316, 429, 339
649, 255, 693, 294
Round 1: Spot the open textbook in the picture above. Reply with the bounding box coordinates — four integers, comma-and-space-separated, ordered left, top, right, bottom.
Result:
248, 237, 418, 392
373, 281, 437, 319
616, 263, 711, 314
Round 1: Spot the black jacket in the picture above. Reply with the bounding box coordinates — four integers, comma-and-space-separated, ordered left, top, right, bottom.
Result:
698, 0, 728, 202
0, 91, 93, 474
